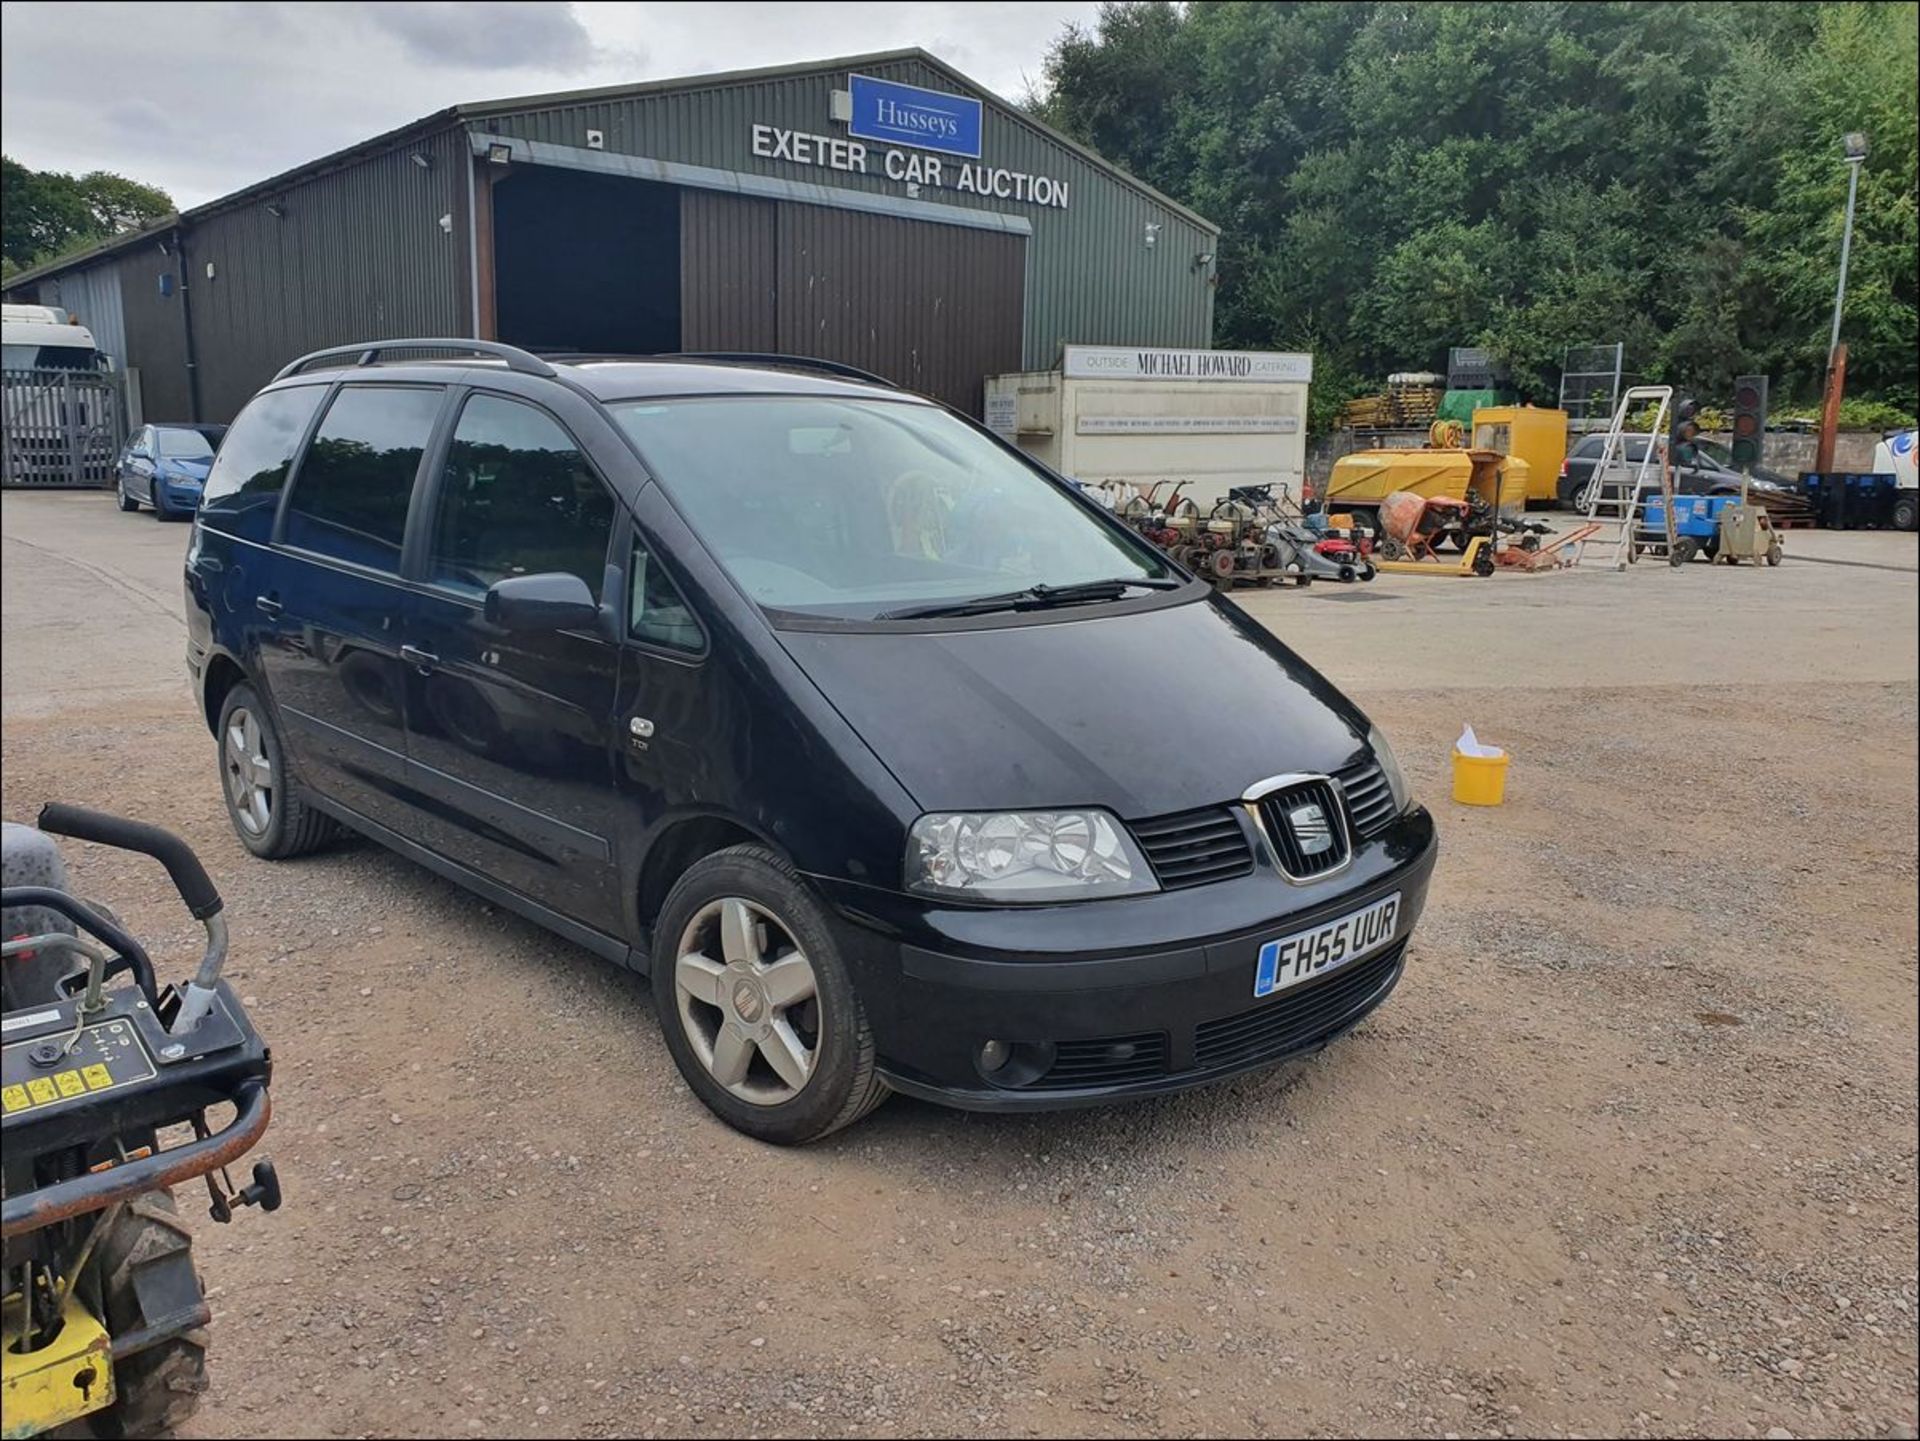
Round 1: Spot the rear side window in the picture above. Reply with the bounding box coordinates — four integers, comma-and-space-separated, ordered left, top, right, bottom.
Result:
427, 394, 613, 598
282, 386, 443, 572
200, 386, 327, 530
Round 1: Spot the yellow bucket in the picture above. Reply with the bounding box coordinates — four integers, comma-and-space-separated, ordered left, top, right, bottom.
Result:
1451, 748, 1509, 806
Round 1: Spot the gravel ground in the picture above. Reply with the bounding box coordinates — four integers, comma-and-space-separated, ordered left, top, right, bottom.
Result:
3, 492, 1915, 1440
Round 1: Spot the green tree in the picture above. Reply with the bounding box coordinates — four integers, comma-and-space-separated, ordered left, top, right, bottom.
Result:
1, 155, 173, 273
1035, 1, 1919, 416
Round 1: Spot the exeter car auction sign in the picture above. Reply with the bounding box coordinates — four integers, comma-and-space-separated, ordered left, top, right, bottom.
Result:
1063, 347, 1315, 383
745, 71, 1073, 210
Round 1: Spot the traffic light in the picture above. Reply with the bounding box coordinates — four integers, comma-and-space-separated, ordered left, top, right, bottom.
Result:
1730, 374, 1769, 471
1670, 396, 1701, 467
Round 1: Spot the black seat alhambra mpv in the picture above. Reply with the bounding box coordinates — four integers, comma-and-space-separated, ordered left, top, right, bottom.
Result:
185, 339, 1438, 1143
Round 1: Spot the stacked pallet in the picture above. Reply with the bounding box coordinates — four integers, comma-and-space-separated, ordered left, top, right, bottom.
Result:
1751, 486, 1816, 527
1340, 382, 1444, 430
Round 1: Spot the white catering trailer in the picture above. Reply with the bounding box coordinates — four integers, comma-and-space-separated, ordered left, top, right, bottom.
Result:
985, 345, 1313, 509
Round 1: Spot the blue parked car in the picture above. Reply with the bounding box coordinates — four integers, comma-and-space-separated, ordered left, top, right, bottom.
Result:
116, 424, 227, 519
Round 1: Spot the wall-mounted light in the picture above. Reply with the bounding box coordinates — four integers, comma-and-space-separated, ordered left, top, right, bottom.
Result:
265, 201, 285, 219
438, 213, 454, 234
204, 261, 217, 281
486, 142, 512, 166
409, 151, 433, 169
1144, 222, 1161, 249
1192, 250, 1215, 271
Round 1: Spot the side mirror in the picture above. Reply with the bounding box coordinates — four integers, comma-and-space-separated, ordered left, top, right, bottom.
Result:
483, 572, 598, 632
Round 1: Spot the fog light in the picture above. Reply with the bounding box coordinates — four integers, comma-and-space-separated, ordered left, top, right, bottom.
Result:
978, 1039, 1011, 1072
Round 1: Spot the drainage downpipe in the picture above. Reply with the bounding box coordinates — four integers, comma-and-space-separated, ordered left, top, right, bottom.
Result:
174, 225, 203, 423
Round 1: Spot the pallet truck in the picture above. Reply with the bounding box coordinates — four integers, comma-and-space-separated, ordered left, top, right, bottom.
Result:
3, 806, 279, 1438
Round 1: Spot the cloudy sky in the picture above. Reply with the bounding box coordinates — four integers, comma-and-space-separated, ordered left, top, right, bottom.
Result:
1, 1, 1102, 210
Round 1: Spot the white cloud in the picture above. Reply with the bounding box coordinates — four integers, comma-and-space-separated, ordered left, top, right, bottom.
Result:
0, 0, 1099, 209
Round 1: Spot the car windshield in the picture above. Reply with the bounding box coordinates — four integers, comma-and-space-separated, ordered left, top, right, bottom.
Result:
155, 427, 216, 460
2, 343, 101, 371
610, 395, 1172, 620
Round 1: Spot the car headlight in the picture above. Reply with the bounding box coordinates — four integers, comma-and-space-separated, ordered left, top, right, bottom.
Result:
905, 810, 1159, 902
1367, 723, 1412, 813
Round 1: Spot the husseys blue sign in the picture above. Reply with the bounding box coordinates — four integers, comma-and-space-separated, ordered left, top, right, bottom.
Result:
847, 74, 982, 159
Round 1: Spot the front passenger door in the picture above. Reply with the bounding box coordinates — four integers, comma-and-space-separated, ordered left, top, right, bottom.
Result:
401, 391, 627, 934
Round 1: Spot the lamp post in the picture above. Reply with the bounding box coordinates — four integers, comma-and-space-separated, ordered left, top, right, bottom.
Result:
1827, 131, 1868, 368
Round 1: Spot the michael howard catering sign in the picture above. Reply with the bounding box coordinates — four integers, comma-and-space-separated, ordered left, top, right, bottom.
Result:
847, 74, 982, 159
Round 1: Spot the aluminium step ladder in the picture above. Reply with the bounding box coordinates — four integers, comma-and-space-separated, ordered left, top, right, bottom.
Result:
1570, 385, 1678, 570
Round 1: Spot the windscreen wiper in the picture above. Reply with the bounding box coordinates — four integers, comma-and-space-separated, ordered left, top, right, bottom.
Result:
878, 577, 1180, 621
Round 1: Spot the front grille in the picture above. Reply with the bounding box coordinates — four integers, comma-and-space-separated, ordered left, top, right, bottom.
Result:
1335, 758, 1398, 838
1255, 777, 1350, 879
1131, 806, 1254, 890
1031, 1030, 1169, 1090
1193, 943, 1405, 1072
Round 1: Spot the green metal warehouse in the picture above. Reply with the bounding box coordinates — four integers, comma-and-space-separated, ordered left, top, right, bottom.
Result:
4, 49, 1220, 424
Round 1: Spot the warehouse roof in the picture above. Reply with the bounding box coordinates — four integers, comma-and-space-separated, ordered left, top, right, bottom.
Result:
6, 47, 1216, 292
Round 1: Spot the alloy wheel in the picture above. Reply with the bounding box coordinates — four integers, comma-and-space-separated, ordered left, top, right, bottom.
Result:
674, 897, 820, 1105
222, 706, 274, 836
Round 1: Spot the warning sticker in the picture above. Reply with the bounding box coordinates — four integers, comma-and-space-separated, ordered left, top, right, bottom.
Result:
1, 1084, 27, 1113
54, 1069, 85, 1098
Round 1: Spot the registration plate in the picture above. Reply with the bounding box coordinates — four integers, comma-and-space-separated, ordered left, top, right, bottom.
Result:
1253, 892, 1401, 999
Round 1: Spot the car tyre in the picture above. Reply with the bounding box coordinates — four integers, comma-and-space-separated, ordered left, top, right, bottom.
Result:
651, 844, 888, 1144
149, 482, 174, 520
1892, 492, 1917, 532
115, 476, 139, 512
215, 682, 339, 858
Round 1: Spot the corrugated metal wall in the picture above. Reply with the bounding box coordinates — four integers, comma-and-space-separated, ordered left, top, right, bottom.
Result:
775, 204, 1023, 412
36, 265, 126, 372
679, 190, 1024, 410
680, 191, 778, 351
182, 124, 469, 420
112, 242, 193, 423
479, 54, 1215, 369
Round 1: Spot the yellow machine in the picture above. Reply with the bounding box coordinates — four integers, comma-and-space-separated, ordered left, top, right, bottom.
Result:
1470, 405, 1567, 504
1323, 438, 1528, 518
1323, 407, 1567, 518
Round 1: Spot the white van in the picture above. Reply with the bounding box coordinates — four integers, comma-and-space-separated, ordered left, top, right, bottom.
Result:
1, 304, 108, 372
2, 305, 114, 483
1871, 429, 1915, 531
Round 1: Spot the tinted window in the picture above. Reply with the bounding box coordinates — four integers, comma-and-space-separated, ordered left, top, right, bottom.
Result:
630, 536, 702, 653
201, 386, 327, 519
283, 386, 442, 572
428, 394, 613, 598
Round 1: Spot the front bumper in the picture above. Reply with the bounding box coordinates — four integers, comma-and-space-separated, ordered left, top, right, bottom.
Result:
155, 477, 203, 510
818, 806, 1438, 1111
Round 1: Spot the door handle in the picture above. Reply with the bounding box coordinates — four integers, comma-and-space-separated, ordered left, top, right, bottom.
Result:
400, 644, 439, 674
255, 596, 282, 618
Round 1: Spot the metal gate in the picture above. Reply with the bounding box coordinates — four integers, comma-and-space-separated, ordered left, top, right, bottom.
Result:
1, 369, 126, 488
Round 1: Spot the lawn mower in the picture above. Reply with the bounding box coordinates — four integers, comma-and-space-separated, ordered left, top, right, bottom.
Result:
3, 806, 279, 1438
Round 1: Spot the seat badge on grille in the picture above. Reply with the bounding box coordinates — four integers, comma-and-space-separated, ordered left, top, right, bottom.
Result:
1287, 801, 1333, 855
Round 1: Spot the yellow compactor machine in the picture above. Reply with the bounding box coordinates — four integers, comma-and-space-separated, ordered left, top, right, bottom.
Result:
1322, 406, 1568, 521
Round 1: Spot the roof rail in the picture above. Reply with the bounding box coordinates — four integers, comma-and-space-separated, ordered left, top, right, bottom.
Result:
273, 338, 559, 382
664, 352, 898, 389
